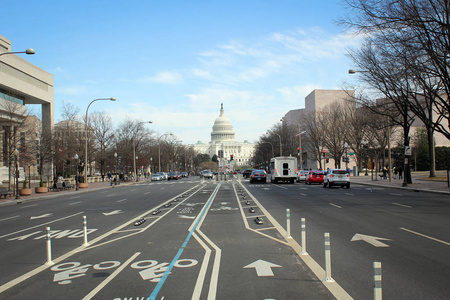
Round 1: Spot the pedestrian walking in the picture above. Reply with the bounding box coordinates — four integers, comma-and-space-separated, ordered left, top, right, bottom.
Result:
398, 165, 403, 180
393, 167, 398, 179
382, 167, 387, 179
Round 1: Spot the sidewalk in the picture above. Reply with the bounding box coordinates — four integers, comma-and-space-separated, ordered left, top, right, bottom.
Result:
0, 179, 143, 206
351, 171, 450, 195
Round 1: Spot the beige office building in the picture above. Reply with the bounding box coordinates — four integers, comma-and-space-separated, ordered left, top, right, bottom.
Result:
0, 34, 54, 183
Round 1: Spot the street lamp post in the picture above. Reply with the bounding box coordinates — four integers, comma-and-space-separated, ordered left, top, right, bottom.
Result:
275, 133, 282, 156
0, 48, 35, 57
84, 97, 116, 184
133, 121, 152, 182
158, 133, 173, 172
114, 152, 118, 185
74, 154, 79, 191
13, 149, 20, 200
296, 130, 307, 170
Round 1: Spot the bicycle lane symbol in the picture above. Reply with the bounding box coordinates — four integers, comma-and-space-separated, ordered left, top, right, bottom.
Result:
51, 259, 198, 285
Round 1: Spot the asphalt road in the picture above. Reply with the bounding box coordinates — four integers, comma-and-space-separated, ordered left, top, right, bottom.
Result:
0, 176, 449, 299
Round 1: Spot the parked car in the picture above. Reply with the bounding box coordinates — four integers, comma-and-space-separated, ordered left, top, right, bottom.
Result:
201, 170, 214, 179
305, 170, 326, 185
249, 170, 267, 183
152, 174, 163, 181
243, 169, 254, 179
156, 172, 167, 180
296, 170, 310, 182
168, 172, 179, 180
323, 169, 350, 188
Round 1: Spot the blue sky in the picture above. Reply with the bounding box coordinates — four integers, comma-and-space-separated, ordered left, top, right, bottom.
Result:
2, 0, 359, 144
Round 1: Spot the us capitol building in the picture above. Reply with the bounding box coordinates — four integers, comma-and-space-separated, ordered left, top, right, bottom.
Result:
192, 104, 255, 167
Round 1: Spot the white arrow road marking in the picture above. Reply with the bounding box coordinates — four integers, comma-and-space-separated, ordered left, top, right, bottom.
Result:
351, 233, 392, 247
178, 215, 195, 219
30, 213, 53, 220
102, 210, 122, 216
243, 259, 282, 276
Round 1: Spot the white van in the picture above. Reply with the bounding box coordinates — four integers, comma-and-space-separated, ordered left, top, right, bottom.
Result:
269, 157, 298, 184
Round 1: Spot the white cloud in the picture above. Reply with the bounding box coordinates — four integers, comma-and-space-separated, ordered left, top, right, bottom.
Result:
138, 71, 182, 84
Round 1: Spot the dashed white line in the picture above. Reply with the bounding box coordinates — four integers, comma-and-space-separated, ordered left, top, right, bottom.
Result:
344, 193, 354, 196
117, 199, 127, 203
0, 215, 20, 222
69, 201, 82, 205
329, 203, 342, 209
21, 204, 37, 208
392, 203, 412, 208
300, 193, 307, 196
107, 194, 116, 197
70, 196, 81, 199
389, 193, 402, 196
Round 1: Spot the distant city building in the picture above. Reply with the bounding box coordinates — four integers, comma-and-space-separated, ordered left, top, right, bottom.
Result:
192, 104, 255, 168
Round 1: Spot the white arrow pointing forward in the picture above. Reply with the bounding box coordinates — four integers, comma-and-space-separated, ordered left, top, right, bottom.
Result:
30, 213, 53, 220
351, 233, 392, 247
102, 210, 122, 216
243, 259, 282, 276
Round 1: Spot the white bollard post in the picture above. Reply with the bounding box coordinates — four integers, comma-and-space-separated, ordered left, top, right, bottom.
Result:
83, 216, 89, 246
374, 262, 382, 300
300, 218, 308, 255
323, 232, 334, 282
45, 226, 53, 265
286, 209, 291, 238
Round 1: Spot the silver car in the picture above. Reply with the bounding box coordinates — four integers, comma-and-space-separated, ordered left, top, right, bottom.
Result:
296, 170, 310, 182
323, 169, 350, 188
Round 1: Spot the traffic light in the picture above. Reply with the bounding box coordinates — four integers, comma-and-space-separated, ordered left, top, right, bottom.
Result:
230, 154, 234, 161
297, 147, 300, 156
322, 150, 326, 157
326, 158, 329, 163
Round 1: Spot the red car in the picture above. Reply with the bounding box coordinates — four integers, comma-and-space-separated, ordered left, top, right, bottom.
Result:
305, 171, 326, 185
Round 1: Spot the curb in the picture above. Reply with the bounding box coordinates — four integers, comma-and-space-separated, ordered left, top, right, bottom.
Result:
352, 181, 450, 196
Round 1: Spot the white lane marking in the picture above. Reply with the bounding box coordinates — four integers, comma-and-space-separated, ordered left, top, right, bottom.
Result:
145, 192, 151, 195
106, 194, 116, 197
69, 201, 82, 206
30, 213, 53, 220
300, 193, 307, 196
21, 204, 37, 208
0, 215, 20, 222
392, 203, 412, 208
70, 196, 81, 199
400, 227, 450, 246
0, 212, 84, 239
272, 185, 288, 190
329, 203, 342, 209
82, 252, 141, 300
344, 193, 353, 196
117, 199, 127, 203
389, 193, 402, 196
100, 191, 108, 194
102, 210, 122, 216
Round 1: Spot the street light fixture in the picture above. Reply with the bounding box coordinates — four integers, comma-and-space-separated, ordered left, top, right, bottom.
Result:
84, 97, 116, 184
114, 152, 118, 184
0, 48, 35, 57
158, 133, 173, 172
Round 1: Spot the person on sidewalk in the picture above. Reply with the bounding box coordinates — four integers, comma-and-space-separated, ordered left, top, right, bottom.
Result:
393, 166, 398, 179
382, 167, 387, 180
398, 165, 403, 180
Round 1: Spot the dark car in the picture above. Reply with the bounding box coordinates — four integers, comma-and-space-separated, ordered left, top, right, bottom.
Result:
305, 170, 326, 185
249, 170, 267, 183
181, 172, 188, 178
167, 172, 179, 180
243, 169, 254, 179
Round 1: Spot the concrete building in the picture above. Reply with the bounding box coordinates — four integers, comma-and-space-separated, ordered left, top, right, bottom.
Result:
192, 104, 255, 169
283, 89, 355, 170
0, 34, 54, 184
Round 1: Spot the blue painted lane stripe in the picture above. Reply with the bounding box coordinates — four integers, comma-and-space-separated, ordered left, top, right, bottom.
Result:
148, 183, 221, 300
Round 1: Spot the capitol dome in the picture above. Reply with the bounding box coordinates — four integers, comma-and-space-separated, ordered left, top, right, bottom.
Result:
211, 104, 236, 142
